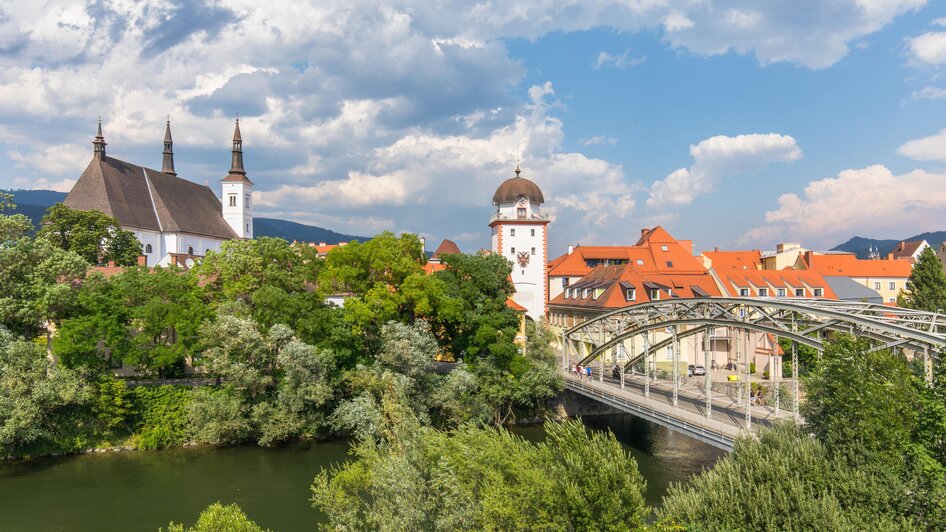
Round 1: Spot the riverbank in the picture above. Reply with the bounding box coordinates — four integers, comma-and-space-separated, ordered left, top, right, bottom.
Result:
0, 413, 723, 532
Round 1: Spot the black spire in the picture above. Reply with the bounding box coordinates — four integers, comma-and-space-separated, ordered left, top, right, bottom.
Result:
514, 163, 521, 178
162, 119, 176, 176
93, 118, 107, 158
229, 118, 245, 175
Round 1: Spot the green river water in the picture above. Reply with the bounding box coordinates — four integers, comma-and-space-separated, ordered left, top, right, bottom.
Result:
0, 414, 722, 531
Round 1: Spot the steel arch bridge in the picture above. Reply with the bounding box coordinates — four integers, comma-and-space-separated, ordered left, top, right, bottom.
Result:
558, 298, 946, 449
563, 298, 946, 369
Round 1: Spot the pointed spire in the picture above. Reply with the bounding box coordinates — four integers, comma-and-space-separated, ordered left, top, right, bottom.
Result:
93, 117, 107, 158
229, 118, 245, 175
162, 119, 176, 176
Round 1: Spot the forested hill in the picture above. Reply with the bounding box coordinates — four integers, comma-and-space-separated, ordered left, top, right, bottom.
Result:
832, 231, 946, 258
2, 189, 366, 244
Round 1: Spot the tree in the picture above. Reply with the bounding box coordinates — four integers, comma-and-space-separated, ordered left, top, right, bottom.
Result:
899, 247, 946, 313
658, 422, 906, 530
37, 203, 142, 266
312, 396, 648, 531
54, 272, 129, 369
162, 503, 269, 532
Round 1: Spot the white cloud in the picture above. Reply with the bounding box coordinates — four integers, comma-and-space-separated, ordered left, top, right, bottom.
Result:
11, 176, 77, 193
898, 128, 946, 162
911, 86, 946, 99
579, 135, 618, 146
742, 164, 946, 247
647, 133, 802, 209
592, 49, 646, 70
908, 31, 946, 66
663, 11, 694, 32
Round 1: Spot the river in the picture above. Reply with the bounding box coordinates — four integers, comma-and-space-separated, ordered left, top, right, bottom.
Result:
0, 414, 722, 531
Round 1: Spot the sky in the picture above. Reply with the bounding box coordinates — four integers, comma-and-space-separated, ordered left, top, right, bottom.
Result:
1, 1, 946, 256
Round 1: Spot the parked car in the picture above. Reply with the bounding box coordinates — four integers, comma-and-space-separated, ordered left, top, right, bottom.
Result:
693, 365, 706, 376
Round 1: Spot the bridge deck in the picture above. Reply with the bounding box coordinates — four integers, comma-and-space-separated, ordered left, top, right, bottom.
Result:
562, 369, 797, 451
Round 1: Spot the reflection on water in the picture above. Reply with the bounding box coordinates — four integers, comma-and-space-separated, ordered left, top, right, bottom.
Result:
0, 414, 722, 531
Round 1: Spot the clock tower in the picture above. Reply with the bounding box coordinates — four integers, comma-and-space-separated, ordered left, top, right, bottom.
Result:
489, 165, 550, 320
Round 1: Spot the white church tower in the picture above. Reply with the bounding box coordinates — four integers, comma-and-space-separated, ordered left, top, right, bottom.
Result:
489, 165, 550, 320
221, 119, 253, 239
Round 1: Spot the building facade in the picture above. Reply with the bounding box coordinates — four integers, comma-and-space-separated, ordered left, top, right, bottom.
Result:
64, 120, 252, 266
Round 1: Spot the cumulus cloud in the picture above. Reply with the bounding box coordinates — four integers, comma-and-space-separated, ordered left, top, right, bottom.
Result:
742, 165, 946, 247
908, 30, 946, 66
898, 129, 946, 162
592, 49, 645, 70
579, 135, 618, 146
911, 86, 946, 100
646, 133, 802, 209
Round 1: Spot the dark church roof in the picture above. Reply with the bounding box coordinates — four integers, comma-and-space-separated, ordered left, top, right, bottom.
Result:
64, 155, 238, 240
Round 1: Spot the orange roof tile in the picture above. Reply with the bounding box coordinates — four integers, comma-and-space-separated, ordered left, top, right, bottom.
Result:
506, 297, 528, 312
802, 252, 912, 278
702, 250, 762, 271
431, 239, 461, 260
714, 268, 837, 299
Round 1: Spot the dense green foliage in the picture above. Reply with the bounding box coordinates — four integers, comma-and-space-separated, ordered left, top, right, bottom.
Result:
899, 247, 946, 312
312, 397, 647, 531
163, 502, 269, 532
38, 204, 142, 266
131, 386, 192, 450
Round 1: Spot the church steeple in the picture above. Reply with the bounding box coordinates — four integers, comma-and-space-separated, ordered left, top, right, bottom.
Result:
162, 119, 176, 176
93, 118, 107, 158
229, 118, 245, 175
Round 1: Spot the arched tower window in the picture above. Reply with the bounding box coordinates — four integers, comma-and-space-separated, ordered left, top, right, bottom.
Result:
145, 244, 152, 254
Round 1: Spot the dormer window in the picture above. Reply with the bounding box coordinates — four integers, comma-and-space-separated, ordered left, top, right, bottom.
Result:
795, 288, 805, 297
592, 289, 603, 300
583, 288, 590, 299
649, 289, 660, 300
759, 288, 768, 297
740, 288, 749, 297
625, 288, 636, 301
777, 288, 786, 297
813, 288, 823, 297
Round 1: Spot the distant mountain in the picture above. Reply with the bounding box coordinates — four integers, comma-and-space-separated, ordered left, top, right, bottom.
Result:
832, 231, 946, 259
2, 189, 367, 245
254, 217, 367, 244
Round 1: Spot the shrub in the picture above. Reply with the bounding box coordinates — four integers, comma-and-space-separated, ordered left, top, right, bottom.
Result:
162, 502, 269, 532
130, 385, 192, 450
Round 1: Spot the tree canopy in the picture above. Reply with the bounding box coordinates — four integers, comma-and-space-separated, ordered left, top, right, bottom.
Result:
899, 247, 946, 313
38, 203, 142, 266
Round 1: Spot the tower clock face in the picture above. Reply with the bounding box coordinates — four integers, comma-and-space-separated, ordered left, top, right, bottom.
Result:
516, 196, 528, 207
517, 251, 531, 268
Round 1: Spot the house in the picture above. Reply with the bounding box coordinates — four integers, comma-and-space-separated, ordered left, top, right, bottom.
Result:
63, 119, 252, 267
794, 251, 912, 304
711, 268, 836, 299
423, 239, 460, 275
547, 226, 701, 302
761, 243, 807, 270
889, 240, 931, 263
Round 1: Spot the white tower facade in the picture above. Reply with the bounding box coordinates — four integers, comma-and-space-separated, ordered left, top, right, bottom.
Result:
221, 119, 254, 239
489, 166, 549, 320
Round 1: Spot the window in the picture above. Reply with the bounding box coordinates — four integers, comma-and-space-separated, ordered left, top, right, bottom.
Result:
740, 288, 750, 297
625, 288, 636, 301
666, 261, 673, 267
888, 281, 896, 290
874, 281, 881, 290
145, 244, 152, 254
649, 289, 660, 300
531, 247, 536, 255
759, 288, 768, 297
531, 229, 535, 236
511, 247, 515, 254
636, 259, 644, 265
666, 345, 674, 360
888, 297, 895, 303
660, 245, 669, 251
814, 288, 823, 297
583, 288, 590, 299
562, 278, 569, 287
565, 288, 571, 299
510, 228, 515, 236
795, 288, 805, 297
592, 289, 602, 300
245, 194, 250, 207
228, 194, 236, 207
777, 288, 786, 297
517, 207, 526, 218
246, 223, 249, 232
187, 246, 194, 255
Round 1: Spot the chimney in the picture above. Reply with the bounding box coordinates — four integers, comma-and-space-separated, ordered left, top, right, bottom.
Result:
640, 228, 649, 238
137, 255, 147, 267
567, 245, 574, 255
714, 246, 719, 252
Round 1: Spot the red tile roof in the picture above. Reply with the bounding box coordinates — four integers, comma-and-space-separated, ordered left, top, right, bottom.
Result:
714, 269, 837, 299
702, 250, 762, 271
431, 239, 461, 260
548, 226, 706, 278
801, 252, 912, 278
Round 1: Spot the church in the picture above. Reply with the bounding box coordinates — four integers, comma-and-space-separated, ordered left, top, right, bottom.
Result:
63, 120, 253, 267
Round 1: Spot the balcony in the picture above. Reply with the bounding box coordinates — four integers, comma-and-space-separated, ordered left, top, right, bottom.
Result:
489, 211, 551, 224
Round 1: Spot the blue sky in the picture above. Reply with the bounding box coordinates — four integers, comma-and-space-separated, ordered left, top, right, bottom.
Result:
1, 1, 945, 255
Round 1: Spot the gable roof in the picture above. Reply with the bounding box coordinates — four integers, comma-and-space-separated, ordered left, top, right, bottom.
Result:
713, 269, 837, 299
548, 226, 705, 278
549, 263, 721, 310
702, 250, 762, 271
64, 155, 238, 240
431, 239, 461, 260
800, 251, 912, 278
